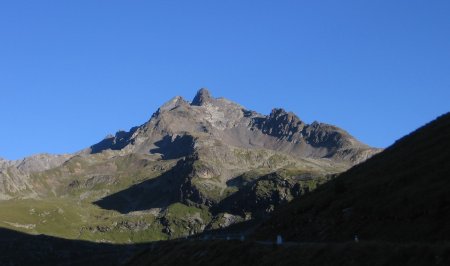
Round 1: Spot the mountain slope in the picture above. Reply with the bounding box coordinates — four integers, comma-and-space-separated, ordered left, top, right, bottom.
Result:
254, 112, 450, 242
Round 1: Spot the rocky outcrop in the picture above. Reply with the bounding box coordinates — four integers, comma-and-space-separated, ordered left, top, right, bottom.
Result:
254, 108, 305, 140
213, 172, 331, 218
191, 88, 213, 106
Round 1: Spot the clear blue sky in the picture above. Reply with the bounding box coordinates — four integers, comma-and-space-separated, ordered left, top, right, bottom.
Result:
1, 1, 449, 160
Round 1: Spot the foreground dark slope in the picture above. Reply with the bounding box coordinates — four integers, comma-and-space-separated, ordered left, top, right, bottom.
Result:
254, 112, 450, 242
0, 227, 147, 266
128, 240, 450, 266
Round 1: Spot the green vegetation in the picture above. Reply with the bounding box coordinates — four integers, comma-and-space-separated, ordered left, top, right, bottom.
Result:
0, 153, 334, 245
161, 203, 212, 238
0, 198, 166, 243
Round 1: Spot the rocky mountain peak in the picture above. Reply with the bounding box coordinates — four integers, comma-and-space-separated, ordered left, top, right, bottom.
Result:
252, 108, 305, 140
159, 96, 189, 113
268, 108, 303, 125
191, 88, 213, 106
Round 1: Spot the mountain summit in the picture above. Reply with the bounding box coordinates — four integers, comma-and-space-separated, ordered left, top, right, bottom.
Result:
191, 88, 213, 106
88, 89, 380, 164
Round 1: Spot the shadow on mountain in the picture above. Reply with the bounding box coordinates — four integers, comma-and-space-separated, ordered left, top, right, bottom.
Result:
0, 227, 150, 266
90, 127, 139, 154
212, 172, 306, 218
94, 159, 190, 214
0, 219, 259, 266
149, 135, 195, 160
211, 175, 262, 217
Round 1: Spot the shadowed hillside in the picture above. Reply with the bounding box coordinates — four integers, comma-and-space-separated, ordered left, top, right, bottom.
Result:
0, 227, 150, 266
253, 113, 450, 242
127, 239, 450, 266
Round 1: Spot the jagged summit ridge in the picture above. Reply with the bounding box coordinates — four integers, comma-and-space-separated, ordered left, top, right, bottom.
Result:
256, 108, 305, 140
88, 89, 380, 164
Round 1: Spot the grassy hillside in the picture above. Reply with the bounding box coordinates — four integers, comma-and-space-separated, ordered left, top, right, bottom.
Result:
253, 113, 450, 242
0, 147, 344, 244
0, 198, 167, 243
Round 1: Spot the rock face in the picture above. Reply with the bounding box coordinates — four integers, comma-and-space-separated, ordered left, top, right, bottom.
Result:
0, 88, 381, 242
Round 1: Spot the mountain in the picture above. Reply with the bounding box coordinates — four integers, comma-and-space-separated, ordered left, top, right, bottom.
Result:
0, 89, 379, 243
127, 112, 450, 266
253, 112, 450, 242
